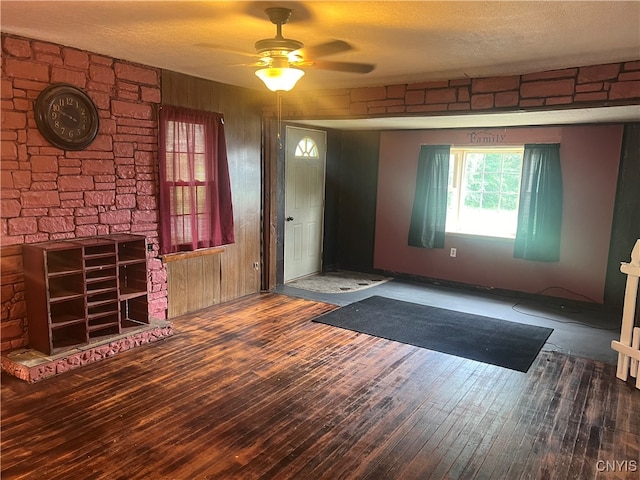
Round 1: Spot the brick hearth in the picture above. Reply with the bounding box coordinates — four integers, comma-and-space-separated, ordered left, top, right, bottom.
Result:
1, 320, 173, 383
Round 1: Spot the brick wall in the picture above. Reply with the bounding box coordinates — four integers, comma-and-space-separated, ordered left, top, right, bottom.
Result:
274, 61, 640, 118
0, 33, 166, 352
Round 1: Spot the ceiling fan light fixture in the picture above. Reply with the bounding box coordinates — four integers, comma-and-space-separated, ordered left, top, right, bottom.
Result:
255, 66, 305, 92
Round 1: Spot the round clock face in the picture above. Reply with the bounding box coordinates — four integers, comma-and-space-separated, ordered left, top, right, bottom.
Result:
34, 84, 99, 150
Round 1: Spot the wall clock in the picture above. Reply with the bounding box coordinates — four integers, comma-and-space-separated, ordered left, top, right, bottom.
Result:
34, 84, 99, 150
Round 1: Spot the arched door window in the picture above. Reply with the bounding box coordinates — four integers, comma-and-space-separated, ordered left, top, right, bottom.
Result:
294, 136, 319, 158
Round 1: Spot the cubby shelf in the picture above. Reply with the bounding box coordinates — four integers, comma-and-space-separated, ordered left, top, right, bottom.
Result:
23, 234, 150, 355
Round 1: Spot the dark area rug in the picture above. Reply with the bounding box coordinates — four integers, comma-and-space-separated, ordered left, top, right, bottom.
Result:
313, 296, 553, 372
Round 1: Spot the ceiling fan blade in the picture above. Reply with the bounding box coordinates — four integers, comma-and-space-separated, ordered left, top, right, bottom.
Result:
311, 60, 375, 74
297, 40, 353, 59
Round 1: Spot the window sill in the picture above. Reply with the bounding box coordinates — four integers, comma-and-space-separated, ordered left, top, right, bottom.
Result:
446, 231, 515, 242
161, 246, 226, 263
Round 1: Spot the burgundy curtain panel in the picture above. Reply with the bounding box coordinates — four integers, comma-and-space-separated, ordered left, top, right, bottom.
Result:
159, 105, 234, 255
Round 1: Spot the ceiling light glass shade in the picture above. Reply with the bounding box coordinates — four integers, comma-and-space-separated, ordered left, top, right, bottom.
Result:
255, 67, 305, 92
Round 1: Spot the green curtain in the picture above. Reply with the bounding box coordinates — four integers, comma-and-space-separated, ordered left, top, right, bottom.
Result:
514, 144, 563, 261
408, 145, 450, 249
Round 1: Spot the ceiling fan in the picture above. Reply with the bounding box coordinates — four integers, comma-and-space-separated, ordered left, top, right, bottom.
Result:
249, 7, 375, 91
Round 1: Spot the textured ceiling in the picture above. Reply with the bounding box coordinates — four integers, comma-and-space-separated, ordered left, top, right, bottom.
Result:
2, 1, 640, 92
2, 1, 639, 128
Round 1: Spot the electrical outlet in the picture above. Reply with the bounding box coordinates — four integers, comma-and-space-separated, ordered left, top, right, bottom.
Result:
253, 262, 259, 270
450, 247, 457, 257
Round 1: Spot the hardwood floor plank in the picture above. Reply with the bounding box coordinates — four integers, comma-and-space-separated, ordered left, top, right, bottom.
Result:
303, 351, 471, 480
332, 351, 470, 479
245, 344, 425, 479
1, 293, 637, 480
427, 366, 518, 480
568, 362, 610, 480
524, 357, 590, 480
470, 352, 566, 479
392, 362, 498, 479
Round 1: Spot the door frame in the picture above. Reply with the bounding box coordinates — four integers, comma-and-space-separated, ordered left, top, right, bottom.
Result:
283, 126, 327, 282
261, 121, 328, 289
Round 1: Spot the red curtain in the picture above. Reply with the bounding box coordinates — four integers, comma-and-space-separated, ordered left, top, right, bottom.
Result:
159, 105, 234, 254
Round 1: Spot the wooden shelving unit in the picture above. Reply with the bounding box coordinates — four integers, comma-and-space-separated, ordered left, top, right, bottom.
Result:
23, 234, 150, 355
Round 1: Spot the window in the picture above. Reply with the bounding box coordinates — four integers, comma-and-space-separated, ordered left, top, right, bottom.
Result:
294, 136, 319, 158
446, 147, 524, 238
159, 106, 234, 255
164, 120, 209, 247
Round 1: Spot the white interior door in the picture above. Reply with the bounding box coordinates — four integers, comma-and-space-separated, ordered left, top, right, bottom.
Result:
284, 127, 326, 282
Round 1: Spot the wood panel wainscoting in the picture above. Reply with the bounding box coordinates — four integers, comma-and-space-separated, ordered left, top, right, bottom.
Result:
1, 293, 638, 480
163, 247, 225, 318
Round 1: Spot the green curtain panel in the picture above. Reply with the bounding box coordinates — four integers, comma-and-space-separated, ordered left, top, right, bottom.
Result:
514, 144, 563, 261
408, 145, 451, 249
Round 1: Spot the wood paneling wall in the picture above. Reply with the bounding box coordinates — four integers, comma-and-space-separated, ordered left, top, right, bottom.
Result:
320, 129, 342, 271
605, 123, 640, 307
165, 252, 222, 318
161, 71, 265, 317
336, 131, 381, 272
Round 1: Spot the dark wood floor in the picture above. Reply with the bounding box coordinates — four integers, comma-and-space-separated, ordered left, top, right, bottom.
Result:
1, 293, 638, 480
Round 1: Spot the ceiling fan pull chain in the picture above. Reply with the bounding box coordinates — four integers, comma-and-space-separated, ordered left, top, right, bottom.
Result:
276, 90, 283, 150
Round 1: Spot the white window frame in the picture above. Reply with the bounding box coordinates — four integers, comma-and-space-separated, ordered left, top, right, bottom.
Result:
446, 146, 524, 239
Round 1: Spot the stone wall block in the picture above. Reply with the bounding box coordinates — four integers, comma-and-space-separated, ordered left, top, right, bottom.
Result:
520, 78, 575, 98
578, 64, 621, 83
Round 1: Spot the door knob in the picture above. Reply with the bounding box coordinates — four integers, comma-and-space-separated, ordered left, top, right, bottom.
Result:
286, 216, 294, 222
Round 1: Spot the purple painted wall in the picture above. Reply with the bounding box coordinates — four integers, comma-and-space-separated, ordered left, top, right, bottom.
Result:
374, 125, 623, 303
